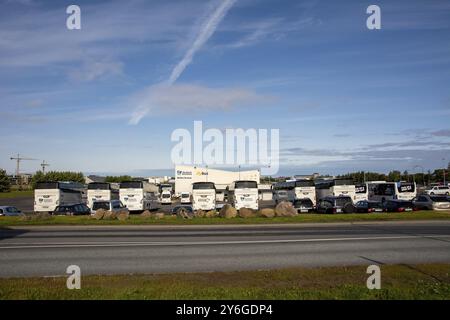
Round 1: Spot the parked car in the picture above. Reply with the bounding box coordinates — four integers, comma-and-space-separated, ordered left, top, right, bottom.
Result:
171, 205, 194, 215
425, 186, 450, 196
180, 192, 191, 204
383, 200, 414, 212
355, 200, 384, 213
316, 196, 355, 214
273, 190, 289, 204
91, 200, 129, 214
0, 206, 24, 216
293, 198, 315, 213
53, 203, 91, 216
412, 195, 450, 211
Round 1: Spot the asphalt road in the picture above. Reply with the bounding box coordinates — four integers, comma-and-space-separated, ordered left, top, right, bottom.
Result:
0, 221, 449, 277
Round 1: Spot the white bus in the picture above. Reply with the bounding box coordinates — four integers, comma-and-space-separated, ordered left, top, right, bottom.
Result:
34, 181, 85, 212
229, 180, 259, 210
355, 183, 369, 202
86, 182, 119, 209
192, 182, 216, 211
119, 181, 161, 212
272, 180, 316, 205
315, 179, 356, 202
368, 181, 417, 202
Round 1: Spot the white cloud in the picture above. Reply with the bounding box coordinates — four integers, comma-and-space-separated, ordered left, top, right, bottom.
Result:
128, 83, 264, 124
68, 59, 123, 82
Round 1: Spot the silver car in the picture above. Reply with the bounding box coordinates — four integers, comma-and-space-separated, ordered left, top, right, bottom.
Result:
0, 206, 24, 216
91, 200, 129, 214
413, 195, 450, 211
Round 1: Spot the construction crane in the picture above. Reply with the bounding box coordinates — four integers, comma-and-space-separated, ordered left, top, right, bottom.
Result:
40, 160, 50, 174
10, 154, 38, 188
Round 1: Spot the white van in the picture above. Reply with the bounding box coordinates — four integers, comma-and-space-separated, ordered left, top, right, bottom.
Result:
160, 190, 172, 204
180, 192, 191, 204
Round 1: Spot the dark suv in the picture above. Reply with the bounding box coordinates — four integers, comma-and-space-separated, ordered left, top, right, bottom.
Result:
53, 203, 91, 216
355, 200, 384, 213
383, 200, 414, 212
316, 196, 355, 214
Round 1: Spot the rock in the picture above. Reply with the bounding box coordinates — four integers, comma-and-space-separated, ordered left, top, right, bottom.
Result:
238, 208, 256, 218
176, 207, 194, 219
93, 209, 106, 220
140, 210, 153, 218
275, 201, 298, 217
117, 210, 129, 221
258, 208, 275, 218
194, 210, 206, 218
205, 210, 217, 218
219, 204, 237, 219
103, 210, 116, 220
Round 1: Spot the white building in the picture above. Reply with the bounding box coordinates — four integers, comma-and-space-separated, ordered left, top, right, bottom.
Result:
175, 165, 260, 198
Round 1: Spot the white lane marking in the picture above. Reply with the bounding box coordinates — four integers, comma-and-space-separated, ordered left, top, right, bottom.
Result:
0, 235, 449, 249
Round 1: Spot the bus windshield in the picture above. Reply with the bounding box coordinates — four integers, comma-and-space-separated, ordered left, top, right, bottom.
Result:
120, 181, 143, 189
235, 181, 257, 189
334, 179, 354, 186
192, 183, 215, 190
88, 183, 110, 190
295, 180, 314, 187
35, 182, 59, 189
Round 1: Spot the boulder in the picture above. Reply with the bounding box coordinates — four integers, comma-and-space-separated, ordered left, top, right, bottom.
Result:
205, 210, 217, 218
275, 201, 298, 217
103, 210, 117, 220
194, 210, 206, 218
219, 204, 237, 219
117, 210, 129, 221
140, 210, 153, 218
258, 208, 275, 218
238, 208, 256, 218
92, 209, 106, 220
176, 207, 194, 219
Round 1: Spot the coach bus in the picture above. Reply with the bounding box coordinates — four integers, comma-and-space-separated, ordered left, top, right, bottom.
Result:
86, 182, 119, 209
229, 180, 259, 210
368, 181, 417, 202
272, 180, 316, 205
192, 182, 216, 211
34, 181, 85, 213
315, 179, 356, 202
119, 181, 160, 212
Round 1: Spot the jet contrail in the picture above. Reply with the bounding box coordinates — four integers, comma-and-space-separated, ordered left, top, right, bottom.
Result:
129, 0, 237, 124
168, 0, 237, 84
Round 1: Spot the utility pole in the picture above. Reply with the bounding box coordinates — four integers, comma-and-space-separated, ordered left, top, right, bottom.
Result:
10, 154, 37, 189
40, 160, 50, 174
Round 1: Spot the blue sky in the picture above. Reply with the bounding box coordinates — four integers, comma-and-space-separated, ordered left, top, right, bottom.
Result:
0, 0, 449, 177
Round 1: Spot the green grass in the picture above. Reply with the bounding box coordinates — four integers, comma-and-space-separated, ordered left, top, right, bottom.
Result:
0, 190, 33, 199
1, 264, 449, 299
0, 210, 449, 227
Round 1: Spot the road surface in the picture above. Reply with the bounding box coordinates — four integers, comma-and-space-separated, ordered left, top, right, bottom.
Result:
0, 221, 449, 277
